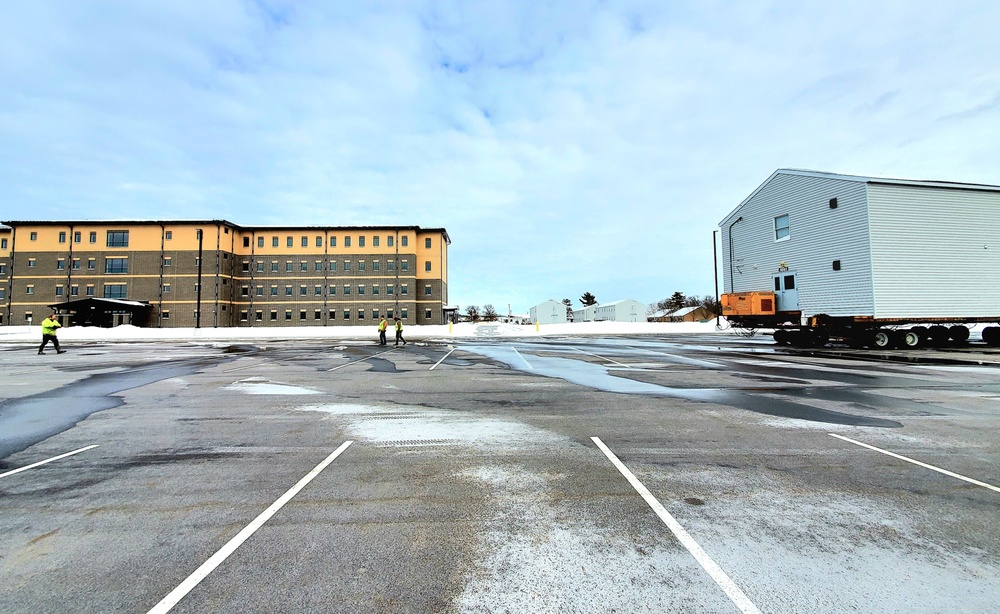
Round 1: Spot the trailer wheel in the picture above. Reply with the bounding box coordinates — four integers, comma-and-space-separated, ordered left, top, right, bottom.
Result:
949, 326, 970, 342
928, 325, 950, 345
897, 330, 921, 349
773, 329, 789, 345
872, 329, 894, 349
809, 330, 830, 347
984, 327, 1000, 346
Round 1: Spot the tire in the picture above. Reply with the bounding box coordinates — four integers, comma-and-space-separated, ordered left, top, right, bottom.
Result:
809, 330, 830, 347
928, 325, 950, 345
773, 329, 789, 345
949, 326, 970, 342
984, 327, 1000, 346
872, 329, 894, 349
898, 330, 921, 349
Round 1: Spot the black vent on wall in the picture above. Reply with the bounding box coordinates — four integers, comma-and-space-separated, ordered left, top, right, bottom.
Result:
832, 260, 841, 271
829, 198, 838, 209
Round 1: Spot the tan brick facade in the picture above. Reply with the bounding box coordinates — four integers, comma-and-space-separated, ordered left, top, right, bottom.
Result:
0, 221, 450, 328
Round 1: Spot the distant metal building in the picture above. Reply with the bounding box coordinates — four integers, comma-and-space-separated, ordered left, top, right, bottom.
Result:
592, 299, 645, 322
530, 299, 568, 324
719, 169, 1000, 321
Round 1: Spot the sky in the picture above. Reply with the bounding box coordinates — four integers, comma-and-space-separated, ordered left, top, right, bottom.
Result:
2, 1, 999, 315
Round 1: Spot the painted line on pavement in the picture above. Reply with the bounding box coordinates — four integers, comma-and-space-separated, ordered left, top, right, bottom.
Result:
512, 347, 533, 370
147, 440, 354, 614
574, 347, 633, 368
0, 445, 100, 480
591, 437, 762, 614
829, 434, 1000, 493
430, 348, 456, 371
328, 348, 397, 371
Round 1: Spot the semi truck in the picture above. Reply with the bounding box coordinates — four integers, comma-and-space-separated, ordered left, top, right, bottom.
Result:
718, 169, 1000, 349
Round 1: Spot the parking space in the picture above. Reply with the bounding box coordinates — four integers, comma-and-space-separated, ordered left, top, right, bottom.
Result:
1, 336, 999, 612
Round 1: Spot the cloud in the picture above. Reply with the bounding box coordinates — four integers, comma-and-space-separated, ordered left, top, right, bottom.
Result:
2, 1, 999, 311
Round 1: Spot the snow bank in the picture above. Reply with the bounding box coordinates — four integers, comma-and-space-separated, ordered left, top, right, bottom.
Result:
0, 320, 732, 343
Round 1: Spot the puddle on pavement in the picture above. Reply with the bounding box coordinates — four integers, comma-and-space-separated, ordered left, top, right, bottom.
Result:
0, 358, 225, 462
461, 345, 901, 428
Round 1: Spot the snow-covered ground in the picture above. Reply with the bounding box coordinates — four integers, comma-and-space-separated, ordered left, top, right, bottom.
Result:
0, 320, 731, 343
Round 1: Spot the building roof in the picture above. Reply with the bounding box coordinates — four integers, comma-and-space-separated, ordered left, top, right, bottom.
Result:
720, 168, 1000, 226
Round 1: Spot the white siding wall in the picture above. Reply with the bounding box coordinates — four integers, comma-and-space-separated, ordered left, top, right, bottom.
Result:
867, 184, 1000, 318
593, 299, 645, 322
529, 300, 568, 323
721, 173, 874, 317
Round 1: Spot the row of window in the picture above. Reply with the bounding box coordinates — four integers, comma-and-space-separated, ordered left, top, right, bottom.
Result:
17, 229, 437, 251
16, 256, 432, 274
238, 308, 421, 322
243, 235, 429, 249
241, 284, 435, 297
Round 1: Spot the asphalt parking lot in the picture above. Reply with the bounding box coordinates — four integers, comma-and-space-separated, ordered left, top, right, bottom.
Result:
1, 335, 999, 613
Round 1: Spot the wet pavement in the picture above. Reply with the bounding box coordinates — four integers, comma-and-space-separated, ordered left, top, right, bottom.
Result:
1, 336, 998, 613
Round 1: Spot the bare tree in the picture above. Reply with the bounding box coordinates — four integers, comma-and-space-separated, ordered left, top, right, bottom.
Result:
482, 304, 499, 322
465, 305, 480, 322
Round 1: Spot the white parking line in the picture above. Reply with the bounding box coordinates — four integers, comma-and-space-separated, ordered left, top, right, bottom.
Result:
591, 437, 762, 614
430, 348, 456, 371
574, 348, 633, 368
829, 434, 1000, 493
512, 347, 533, 370
147, 440, 355, 614
328, 348, 397, 371
0, 445, 100, 480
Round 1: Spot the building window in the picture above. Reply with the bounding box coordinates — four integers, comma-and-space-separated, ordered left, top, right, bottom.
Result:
358, 236, 365, 247
271, 261, 278, 272
241, 286, 249, 297
329, 261, 336, 272
358, 309, 365, 320
165, 231, 173, 240
344, 236, 351, 247
256, 287, 263, 297
343, 285, 350, 295
243, 237, 250, 248
358, 261, 365, 271
387, 260, 395, 271
401, 236, 408, 247
88, 258, 96, 270
273, 236, 279, 247
300, 286, 307, 296
315, 285, 322, 296
774, 214, 790, 241
301, 236, 308, 248
27, 258, 35, 267
300, 261, 308, 272
373, 236, 379, 247
401, 261, 409, 271
270, 310, 278, 321
425, 284, 432, 296
316, 236, 322, 247
72, 259, 80, 270
425, 309, 432, 319
242, 261, 250, 272
163, 284, 171, 293
163, 310, 170, 319
286, 262, 293, 272
387, 285, 394, 295
387, 236, 394, 247
196, 230, 203, 239
105, 258, 128, 274
89, 231, 97, 243
255, 310, 263, 321
258, 236, 264, 248
285, 286, 292, 296
240, 310, 249, 322
286, 236, 293, 247
329, 309, 336, 320
0, 238, 6, 249
372, 260, 379, 271
86, 285, 95, 296
401, 285, 408, 295
70, 286, 79, 296
372, 285, 379, 295
328, 285, 336, 295
271, 286, 278, 296
358, 285, 365, 295
372, 309, 379, 319
315, 261, 323, 271
425, 261, 431, 272
299, 310, 307, 320
163, 257, 172, 267
343, 309, 350, 320
330, 236, 336, 247
344, 261, 350, 271
30, 232, 37, 241
57, 259, 65, 270
55, 286, 63, 296
58, 231, 67, 243
257, 262, 265, 272
74, 231, 81, 243
107, 230, 129, 247
104, 284, 127, 299
425, 238, 431, 248
402, 308, 408, 319
314, 309, 322, 320
285, 310, 292, 320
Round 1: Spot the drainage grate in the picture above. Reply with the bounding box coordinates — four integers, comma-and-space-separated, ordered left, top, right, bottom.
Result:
374, 439, 462, 447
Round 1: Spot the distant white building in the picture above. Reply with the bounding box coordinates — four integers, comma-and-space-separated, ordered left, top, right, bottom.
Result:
592, 299, 645, 322
572, 305, 597, 322
529, 299, 568, 323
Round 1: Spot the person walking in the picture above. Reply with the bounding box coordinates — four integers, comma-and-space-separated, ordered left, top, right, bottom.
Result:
378, 316, 389, 346
394, 317, 406, 346
38, 313, 66, 355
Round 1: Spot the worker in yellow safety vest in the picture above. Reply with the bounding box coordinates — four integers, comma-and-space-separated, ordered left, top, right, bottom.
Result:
38, 313, 66, 355
378, 317, 389, 346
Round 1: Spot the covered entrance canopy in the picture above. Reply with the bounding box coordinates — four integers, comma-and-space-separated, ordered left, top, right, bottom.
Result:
49, 297, 153, 328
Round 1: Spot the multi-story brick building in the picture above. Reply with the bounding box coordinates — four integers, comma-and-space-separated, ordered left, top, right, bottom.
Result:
0, 220, 450, 328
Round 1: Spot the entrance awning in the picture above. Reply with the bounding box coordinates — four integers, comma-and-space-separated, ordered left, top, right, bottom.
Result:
49, 297, 153, 328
